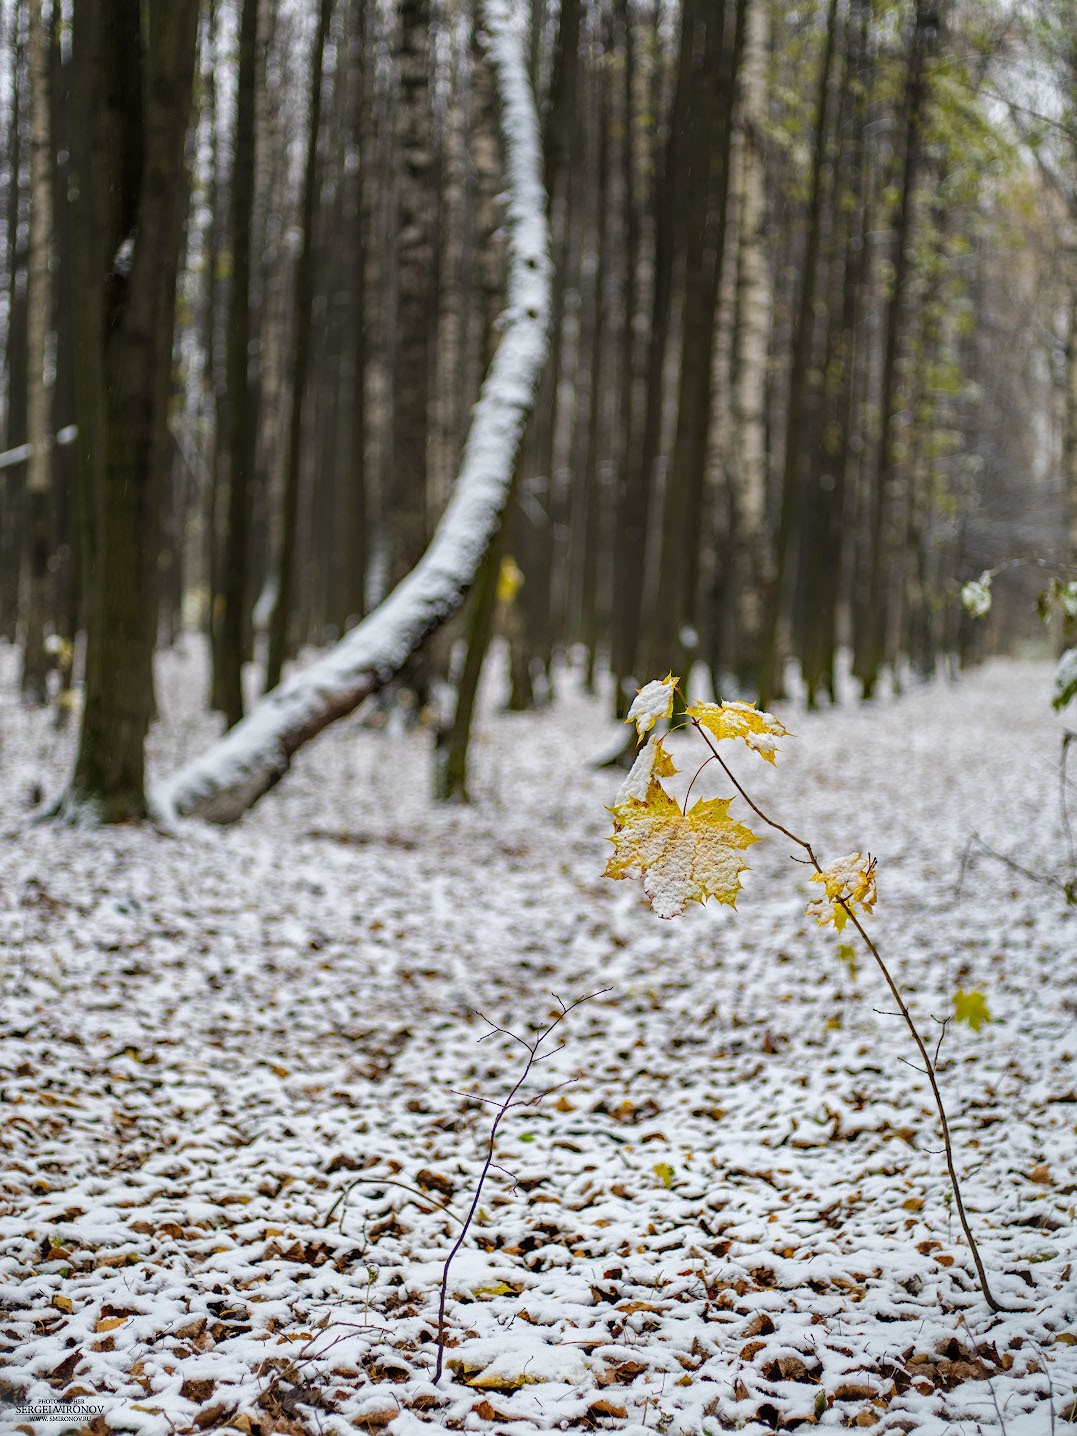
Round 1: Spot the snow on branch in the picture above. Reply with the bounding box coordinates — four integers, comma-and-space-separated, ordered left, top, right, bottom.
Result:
154, 0, 550, 824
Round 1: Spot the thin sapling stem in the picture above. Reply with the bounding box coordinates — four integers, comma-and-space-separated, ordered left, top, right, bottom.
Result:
690, 718, 1017, 1314
433, 988, 608, 1381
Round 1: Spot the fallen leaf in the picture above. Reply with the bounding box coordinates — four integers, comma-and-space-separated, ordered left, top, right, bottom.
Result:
587, 1399, 628, 1419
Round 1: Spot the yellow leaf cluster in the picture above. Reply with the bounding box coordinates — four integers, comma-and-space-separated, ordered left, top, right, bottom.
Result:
605, 780, 758, 919
807, 852, 877, 931
685, 700, 791, 764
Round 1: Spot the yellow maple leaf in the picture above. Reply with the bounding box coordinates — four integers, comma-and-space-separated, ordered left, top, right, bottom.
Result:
685, 700, 790, 763
615, 735, 678, 805
625, 674, 679, 742
807, 852, 877, 931
605, 780, 758, 919
953, 989, 992, 1032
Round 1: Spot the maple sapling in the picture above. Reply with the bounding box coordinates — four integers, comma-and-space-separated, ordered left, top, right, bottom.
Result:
604, 673, 1017, 1314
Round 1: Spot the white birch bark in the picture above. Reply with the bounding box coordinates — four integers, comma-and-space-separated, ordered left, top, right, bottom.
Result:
731, 0, 769, 559
155, 0, 551, 824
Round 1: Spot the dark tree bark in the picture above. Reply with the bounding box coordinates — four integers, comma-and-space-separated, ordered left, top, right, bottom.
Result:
515, 0, 582, 690
265, 0, 333, 693
390, 0, 435, 589
798, 0, 869, 707
65, 0, 200, 820
610, 0, 693, 713
645, 0, 745, 684
757, 0, 840, 709
19, 0, 53, 704
1, 8, 28, 644
341, 0, 370, 628
216, 0, 259, 729
855, 0, 933, 699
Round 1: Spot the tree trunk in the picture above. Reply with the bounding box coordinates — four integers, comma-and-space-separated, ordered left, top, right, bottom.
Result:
264, 0, 333, 693
726, 0, 771, 688
65, 0, 200, 821
19, 0, 53, 705
154, 0, 551, 826
390, 0, 435, 589
855, 0, 932, 699
216, 0, 259, 728
432, 3, 508, 803
757, 0, 840, 709
645, 0, 745, 684
609, 1, 693, 712
2, 10, 28, 644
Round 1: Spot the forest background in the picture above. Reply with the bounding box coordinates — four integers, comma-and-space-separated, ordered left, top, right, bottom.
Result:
0, 0, 1074, 816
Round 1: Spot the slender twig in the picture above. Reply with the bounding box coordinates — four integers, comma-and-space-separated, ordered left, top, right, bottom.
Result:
1060, 732, 1076, 890
690, 718, 1020, 1313
433, 988, 609, 1381
322, 1176, 463, 1230
957, 833, 1076, 905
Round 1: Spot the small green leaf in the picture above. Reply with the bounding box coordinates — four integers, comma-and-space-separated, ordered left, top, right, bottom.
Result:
652, 1162, 675, 1189
954, 989, 992, 1032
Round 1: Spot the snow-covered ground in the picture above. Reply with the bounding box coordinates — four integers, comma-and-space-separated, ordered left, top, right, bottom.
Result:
1, 639, 1075, 1436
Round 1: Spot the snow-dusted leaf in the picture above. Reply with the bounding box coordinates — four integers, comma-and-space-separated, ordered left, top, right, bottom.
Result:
614, 735, 678, 805
686, 700, 791, 764
961, 574, 992, 619
625, 673, 679, 742
807, 852, 877, 932
953, 989, 992, 1032
605, 780, 758, 918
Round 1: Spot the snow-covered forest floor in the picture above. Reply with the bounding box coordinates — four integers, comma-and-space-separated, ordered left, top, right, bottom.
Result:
1, 640, 1075, 1436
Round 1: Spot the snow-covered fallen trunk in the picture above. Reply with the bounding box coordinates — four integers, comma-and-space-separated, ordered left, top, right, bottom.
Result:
154, 0, 550, 825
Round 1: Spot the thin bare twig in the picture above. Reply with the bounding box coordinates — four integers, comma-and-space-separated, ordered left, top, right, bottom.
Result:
322, 1176, 463, 1230
433, 988, 609, 1381
957, 833, 1076, 905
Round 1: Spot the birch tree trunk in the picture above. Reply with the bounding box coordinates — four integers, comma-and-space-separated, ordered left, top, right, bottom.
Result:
727, 0, 770, 687
154, 0, 551, 825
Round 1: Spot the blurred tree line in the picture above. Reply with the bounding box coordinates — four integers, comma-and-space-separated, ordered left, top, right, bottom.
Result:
0, 0, 1073, 816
